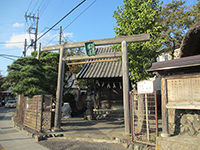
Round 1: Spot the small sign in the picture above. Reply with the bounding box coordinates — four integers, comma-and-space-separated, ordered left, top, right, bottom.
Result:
85, 42, 96, 56
137, 80, 154, 94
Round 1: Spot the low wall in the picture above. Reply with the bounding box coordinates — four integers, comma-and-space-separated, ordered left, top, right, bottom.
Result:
168, 109, 200, 136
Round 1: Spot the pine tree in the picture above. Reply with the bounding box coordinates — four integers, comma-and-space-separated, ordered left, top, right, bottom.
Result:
2, 57, 46, 97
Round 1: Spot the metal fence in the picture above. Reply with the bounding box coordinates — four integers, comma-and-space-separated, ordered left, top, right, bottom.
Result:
130, 91, 158, 146
17, 94, 53, 132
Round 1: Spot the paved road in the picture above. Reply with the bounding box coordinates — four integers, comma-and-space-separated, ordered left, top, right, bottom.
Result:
38, 138, 127, 150
0, 106, 127, 150
0, 106, 49, 150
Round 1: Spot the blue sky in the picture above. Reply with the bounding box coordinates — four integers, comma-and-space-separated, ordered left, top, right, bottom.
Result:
0, 0, 198, 76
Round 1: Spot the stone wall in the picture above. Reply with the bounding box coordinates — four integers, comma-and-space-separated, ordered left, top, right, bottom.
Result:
168, 109, 200, 136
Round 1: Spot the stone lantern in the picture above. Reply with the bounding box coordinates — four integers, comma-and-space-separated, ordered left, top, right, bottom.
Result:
85, 85, 94, 120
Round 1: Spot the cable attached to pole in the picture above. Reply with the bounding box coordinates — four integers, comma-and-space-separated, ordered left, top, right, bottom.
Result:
37, 0, 86, 42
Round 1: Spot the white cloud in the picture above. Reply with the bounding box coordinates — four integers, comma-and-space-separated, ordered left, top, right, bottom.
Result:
5, 33, 35, 56
5, 31, 74, 56
38, 32, 74, 46
5, 33, 30, 49
62, 33, 73, 39
13, 23, 24, 27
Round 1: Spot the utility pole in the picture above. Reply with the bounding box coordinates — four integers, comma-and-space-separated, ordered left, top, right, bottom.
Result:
23, 39, 27, 57
25, 10, 39, 51
37, 43, 41, 60
34, 10, 39, 51
59, 26, 62, 45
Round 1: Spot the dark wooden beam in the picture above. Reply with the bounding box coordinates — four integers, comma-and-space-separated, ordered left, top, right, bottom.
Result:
43, 34, 150, 51
63, 52, 122, 61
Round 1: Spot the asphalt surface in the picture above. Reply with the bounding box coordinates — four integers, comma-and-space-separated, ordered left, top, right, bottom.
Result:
38, 138, 128, 150
0, 106, 49, 150
0, 107, 128, 150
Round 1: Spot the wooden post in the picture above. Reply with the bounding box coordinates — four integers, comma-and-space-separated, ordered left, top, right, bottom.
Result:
54, 47, 65, 131
37, 43, 41, 60
122, 40, 131, 134
34, 10, 39, 51
59, 26, 62, 45
161, 78, 170, 137
145, 94, 150, 141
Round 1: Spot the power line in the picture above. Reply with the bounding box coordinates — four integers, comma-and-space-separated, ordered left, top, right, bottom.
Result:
45, 0, 97, 46
45, 0, 65, 27
37, 0, 45, 11
0, 54, 21, 58
0, 56, 16, 61
63, 0, 97, 33
31, 0, 39, 14
37, 0, 86, 42
26, 0, 33, 12
0, 42, 23, 44
40, 0, 52, 17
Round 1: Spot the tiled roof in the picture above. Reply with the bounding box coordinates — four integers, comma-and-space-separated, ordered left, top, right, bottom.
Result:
76, 47, 122, 79
147, 54, 200, 72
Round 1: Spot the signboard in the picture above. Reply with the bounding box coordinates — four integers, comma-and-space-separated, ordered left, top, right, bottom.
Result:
137, 80, 154, 94
85, 42, 96, 56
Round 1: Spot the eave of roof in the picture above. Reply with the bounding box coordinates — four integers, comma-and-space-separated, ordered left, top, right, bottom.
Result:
147, 54, 200, 72
76, 47, 122, 79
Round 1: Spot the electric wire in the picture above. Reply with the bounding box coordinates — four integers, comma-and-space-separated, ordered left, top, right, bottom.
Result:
37, 0, 86, 42
0, 13, 24, 35
37, 0, 45, 12
0, 56, 16, 61
40, 0, 52, 17
45, 0, 65, 29
63, 0, 97, 33
26, 0, 33, 13
0, 42, 23, 44
31, 0, 40, 14
0, 54, 21, 58
44, 0, 97, 46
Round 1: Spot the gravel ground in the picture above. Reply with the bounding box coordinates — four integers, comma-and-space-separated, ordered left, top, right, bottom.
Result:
38, 139, 128, 150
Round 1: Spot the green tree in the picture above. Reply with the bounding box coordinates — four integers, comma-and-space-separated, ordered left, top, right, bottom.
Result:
113, 0, 163, 82
159, 0, 194, 58
0, 72, 4, 93
31, 51, 60, 96
62, 38, 85, 94
190, 1, 200, 23
31, 47, 84, 96
2, 57, 46, 97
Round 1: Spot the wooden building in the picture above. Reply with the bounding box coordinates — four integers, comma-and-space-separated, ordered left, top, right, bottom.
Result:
148, 54, 200, 149
76, 46, 124, 112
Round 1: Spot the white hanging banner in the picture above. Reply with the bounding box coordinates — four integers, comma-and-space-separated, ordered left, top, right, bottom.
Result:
101, 82, 104, 87
113, 83, 116, 88
119, 82, 122, 89
97, 81, 100, 86
107, 83, 111, 89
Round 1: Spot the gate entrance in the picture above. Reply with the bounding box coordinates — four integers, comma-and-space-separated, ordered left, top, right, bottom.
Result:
43, 34, 150, 134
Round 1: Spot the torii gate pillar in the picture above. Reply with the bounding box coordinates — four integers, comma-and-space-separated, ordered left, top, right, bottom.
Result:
122, 41, 131, 134
54, 47, 65, 131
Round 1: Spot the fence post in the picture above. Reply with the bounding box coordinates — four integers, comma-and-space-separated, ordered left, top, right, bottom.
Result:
161, 78, 170, 137
145, 94, 150, 141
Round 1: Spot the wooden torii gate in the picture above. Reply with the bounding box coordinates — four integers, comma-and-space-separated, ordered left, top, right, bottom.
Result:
43, 33, 150, 134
